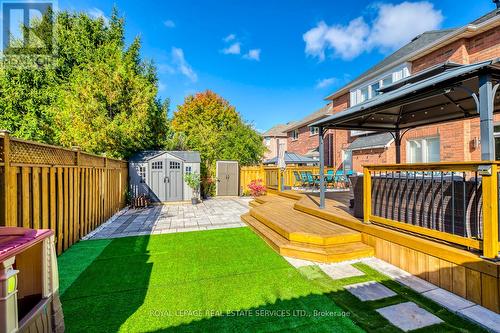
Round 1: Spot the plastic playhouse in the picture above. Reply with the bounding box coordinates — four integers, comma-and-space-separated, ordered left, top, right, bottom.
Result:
0, 227, 63, 333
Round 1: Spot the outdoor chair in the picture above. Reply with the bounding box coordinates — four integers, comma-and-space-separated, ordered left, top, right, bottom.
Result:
334, 170, 349, 188
326, 170, 335, 188
293, 171, 303, 187
300, 171, 311, 188
306, 171, 319, 188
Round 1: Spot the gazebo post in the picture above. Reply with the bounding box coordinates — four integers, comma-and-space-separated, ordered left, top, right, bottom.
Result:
478, 73, 499, 259
319, 126, 325, 209
394, 129, 401, 164
479, 74, 495, 161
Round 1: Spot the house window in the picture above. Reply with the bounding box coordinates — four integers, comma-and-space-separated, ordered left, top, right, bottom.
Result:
185, 166, 192, 174
342, 150, 352, 171
360, 86, 369, 103
169, 161, 181, 169
382, 75, 393, 88
407, 137, 440, 163
138, 166, 146, 183
151, 161, 163, 170
370, 82, 381, 97
310, 126, 319, 136
264, 137, 271, 146
350, 65, 410, 106
291, 129, 299, 141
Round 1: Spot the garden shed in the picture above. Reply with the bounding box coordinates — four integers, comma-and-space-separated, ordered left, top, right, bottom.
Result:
129, 150, 201, 202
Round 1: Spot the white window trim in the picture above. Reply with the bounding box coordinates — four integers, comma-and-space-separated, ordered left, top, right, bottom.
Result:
350, 63, 411, 106
290, 129, 299, 141
406, 136, 440, 163
309, 126, 319, 136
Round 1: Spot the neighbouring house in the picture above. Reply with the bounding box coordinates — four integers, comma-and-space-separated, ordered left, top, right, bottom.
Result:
261, 123, 292, 160
285, 6, 500, 172
263, 151, 319, 166
129, 150, 201, 202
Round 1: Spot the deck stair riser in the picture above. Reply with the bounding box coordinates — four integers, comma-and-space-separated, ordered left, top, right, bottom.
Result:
242, 213, 374, 263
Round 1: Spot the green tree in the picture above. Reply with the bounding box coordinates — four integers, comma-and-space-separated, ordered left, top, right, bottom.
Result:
172, 90, 265, 195
0, 7, 169, 158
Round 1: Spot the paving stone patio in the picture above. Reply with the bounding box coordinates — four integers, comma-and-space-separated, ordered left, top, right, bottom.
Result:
85, 197, 251, 239
376, 302, 443, 332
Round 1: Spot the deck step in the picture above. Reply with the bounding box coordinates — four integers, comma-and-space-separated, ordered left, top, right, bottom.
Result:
250, 202, 361, 246
254, 195, 293, 205
242, 213, 374, 263
249, 200, 261, 208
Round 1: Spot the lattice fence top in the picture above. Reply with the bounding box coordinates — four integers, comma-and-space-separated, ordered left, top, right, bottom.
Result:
10, 139, 76, 165
80, 153, 105, 167
1, 134, 128, 167
107, 158, 127, 169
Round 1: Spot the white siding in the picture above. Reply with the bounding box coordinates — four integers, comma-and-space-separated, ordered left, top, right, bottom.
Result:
183, 162, 201, 200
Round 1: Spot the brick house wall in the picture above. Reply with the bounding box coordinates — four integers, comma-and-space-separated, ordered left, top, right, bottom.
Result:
286, 23, 500, 171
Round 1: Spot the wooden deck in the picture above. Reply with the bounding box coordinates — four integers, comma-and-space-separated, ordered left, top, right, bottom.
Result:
241, 190, 500, 313
242, 192, 373, 263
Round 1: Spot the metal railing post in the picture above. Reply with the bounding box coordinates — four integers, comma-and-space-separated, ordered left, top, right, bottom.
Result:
481, 163, 499, 259
363, 166, 372, 223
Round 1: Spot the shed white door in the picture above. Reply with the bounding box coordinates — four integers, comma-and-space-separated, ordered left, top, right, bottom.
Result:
150, 160, 166, 201
167, 160, 183, 201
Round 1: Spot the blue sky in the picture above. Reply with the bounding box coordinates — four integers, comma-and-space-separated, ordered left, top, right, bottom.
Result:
61, 0, 494, 132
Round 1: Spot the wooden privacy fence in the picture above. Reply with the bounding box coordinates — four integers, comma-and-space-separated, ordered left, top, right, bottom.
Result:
0, 131, 128, 254
240, 165, 339, 192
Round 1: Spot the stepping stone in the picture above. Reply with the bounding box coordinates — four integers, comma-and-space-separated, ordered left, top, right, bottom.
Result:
319, 263, 365, 279
376, 302, 443, 332
395, 275, 438, 293
422, 288, 475, 312
458, 305, 500, 333
345, 281, 397, 301
284, 256, 314, 268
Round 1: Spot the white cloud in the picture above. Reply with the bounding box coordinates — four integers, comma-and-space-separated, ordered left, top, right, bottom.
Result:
163, 20, 175, 28
88, 7, 109, 25
243, 49, 261, 61
303, 1, 443, 61
223, 34, 236, 42
222, 42, 241, 55
158, 82, 167, 91
369, 2, 443, 50
315, 77, 337, 89
171, 47, 198, 82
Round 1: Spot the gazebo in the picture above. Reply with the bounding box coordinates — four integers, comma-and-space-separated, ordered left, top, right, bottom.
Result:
311, 59, 500, 259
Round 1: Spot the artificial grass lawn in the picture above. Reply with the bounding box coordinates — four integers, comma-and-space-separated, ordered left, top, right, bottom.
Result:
58, 227, 363, 333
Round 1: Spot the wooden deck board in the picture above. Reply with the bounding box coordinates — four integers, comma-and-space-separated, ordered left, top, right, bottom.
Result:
250, 201, 361, 245
242, 213, 373, 263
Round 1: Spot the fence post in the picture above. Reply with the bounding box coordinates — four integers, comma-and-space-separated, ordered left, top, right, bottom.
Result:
363, 166, 372, 224
1, 130, 11, 226
481, 163, 499, 259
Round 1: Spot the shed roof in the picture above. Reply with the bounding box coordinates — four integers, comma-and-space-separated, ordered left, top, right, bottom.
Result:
129, 150, 201, 163
263, 151, 319, 165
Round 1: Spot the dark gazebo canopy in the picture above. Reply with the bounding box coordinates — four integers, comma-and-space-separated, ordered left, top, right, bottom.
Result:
311, 60, 500, 131
310, 59, 500, 209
